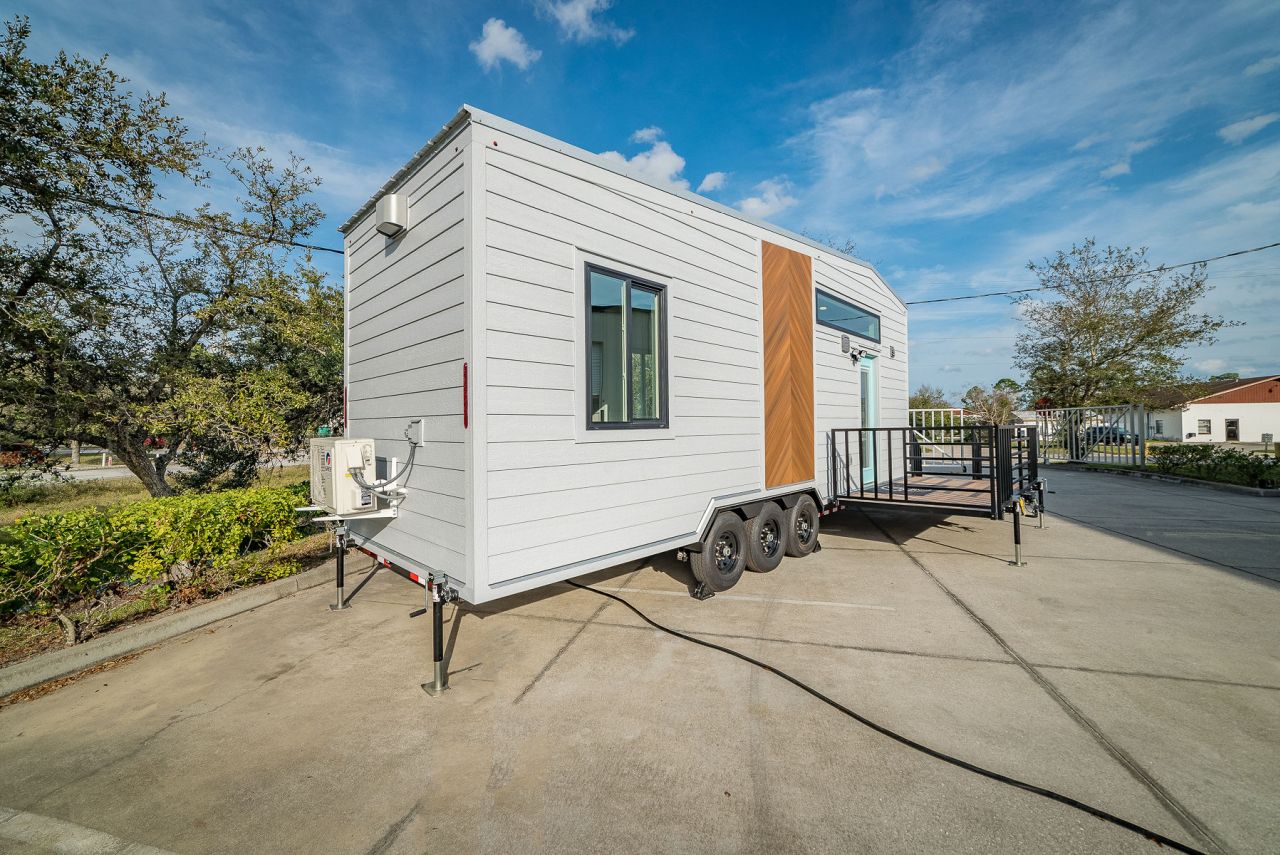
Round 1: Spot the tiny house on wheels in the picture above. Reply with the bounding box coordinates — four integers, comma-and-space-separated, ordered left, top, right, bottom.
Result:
317, 105, 909, 621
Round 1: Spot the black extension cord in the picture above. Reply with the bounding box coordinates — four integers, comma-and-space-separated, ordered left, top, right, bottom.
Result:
566, 579, 1209, 855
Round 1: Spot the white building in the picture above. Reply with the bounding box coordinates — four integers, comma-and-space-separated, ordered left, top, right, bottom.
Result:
1146, 375, 1280, 443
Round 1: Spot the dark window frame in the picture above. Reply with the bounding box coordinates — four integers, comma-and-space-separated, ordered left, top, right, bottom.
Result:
815, 288, 881, 343
584, 263, 670, 431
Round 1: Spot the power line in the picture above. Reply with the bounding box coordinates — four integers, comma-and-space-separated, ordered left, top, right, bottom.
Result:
72, 196, 345, 255
905, 240, 1280, 306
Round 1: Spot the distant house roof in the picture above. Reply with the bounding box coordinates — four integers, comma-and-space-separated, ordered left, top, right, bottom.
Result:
1148, 375, 1280, 408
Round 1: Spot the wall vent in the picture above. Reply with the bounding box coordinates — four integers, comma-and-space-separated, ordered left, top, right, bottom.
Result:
375, 193, 407, 237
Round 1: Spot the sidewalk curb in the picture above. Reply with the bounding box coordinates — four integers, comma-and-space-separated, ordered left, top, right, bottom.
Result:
1049, 463, 1280, 497
0, 562, 336, 699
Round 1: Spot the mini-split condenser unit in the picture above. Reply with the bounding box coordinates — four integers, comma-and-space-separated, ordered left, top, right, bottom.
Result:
309, 438, 377, 515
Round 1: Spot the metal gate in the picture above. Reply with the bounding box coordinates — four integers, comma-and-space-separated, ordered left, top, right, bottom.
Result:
1034, 405, 1146, 466
908, 408, 969, 444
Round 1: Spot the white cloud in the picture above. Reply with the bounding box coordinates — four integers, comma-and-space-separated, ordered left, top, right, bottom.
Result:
795, 1, 1277, 230
1100, 160, 1131, 179
911, 0, 987, 61
1244, 55, 1280, 77
630, 126, 663, 144
920, 140, 1280, 389
542, 0, 634, 44
1072, 133, 1107, 151
909, 157, 945, 182
1099, 138, 1158, 179
469, 18, 541, 72
736, 178, 798, 219
774, 1, 1280, 390
1196, 358, 1228, 373
696, 171, 728, 193
1218, 113, 1279, 144
598, 137, 690, 190
939, 364, 963, 373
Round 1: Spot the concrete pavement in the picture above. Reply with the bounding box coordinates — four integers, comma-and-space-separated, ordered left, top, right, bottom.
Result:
1042, 467, 1280, 582
0, 469, 1276, 854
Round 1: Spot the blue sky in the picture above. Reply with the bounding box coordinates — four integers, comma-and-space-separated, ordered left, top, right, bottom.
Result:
18, 0, 1280, 398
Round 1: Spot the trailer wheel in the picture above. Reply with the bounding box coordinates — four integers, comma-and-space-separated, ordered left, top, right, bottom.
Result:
784, 495, 820, 557
745, 503, 786, 572
691, 512, 747, 592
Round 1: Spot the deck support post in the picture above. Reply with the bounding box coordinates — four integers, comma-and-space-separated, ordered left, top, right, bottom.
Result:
329, 526, 349, 611
1009, 504, 1026, 567
423, 578, 456, 697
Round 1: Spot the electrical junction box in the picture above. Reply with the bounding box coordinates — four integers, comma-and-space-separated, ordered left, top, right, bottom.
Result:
310, 438, 377, 515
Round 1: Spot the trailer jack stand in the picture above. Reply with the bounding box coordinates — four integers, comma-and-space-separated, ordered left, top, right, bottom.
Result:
1009, 504, 1027, 567
329, 527, 349, 611
421, 578, 457, 697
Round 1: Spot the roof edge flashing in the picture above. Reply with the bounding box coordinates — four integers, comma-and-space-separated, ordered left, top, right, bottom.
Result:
337, 105, 905, 309
338, 106, 474, 235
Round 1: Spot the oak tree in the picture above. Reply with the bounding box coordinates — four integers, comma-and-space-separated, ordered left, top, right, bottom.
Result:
1015, 239, 1235, 408
1, 18, 341, 495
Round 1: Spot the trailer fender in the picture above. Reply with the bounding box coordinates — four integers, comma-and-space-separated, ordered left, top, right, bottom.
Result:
691, 489, 823, 544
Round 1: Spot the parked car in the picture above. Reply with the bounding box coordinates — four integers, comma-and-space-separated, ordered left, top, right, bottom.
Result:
1084, 425, 1136, 445
0, 442, 46, 467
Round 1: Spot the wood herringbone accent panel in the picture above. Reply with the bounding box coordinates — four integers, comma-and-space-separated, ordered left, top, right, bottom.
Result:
761, 241, 815, 488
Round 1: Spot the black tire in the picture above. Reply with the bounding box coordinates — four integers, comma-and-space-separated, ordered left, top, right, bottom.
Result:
784, 495, 820, 557
690, 512, 747, 592
745, 503, 786, 572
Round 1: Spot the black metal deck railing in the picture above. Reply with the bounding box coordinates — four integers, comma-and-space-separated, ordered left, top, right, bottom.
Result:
829, 425, 1039, 519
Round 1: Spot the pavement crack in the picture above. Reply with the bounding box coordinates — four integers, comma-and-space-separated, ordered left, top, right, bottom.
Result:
860, 508, 1235, 855
364, 797, 424, 855
511, 567, 641, 705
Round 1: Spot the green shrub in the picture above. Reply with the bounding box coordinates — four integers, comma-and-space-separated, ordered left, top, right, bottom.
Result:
0, 484, 310, 620
1149, 444, 1214, 474
1148, 444, 1279, 487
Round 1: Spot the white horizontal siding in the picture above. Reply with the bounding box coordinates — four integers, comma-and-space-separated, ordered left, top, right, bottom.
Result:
488, 358, 574, 389
347, 359, 465, 401
344, 132, 471, 581
811, 253, 909, 500
486, 432, 760, 470
479, 128, 767, 588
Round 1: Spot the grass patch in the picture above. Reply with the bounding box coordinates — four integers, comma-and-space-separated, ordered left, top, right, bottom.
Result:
256, 463, 309, 488
0, 617, 63, 664
0, 464, 309, 526
88, 586, 172, 635
0, 479, 151, 525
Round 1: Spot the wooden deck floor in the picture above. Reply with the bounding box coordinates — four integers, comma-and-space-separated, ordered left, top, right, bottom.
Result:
835, 471, 994, 510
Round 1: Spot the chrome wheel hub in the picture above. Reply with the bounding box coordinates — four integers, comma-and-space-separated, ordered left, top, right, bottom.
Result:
714, 533, 738, 572
760, 521, 780, 556
796, 514, 813, 544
